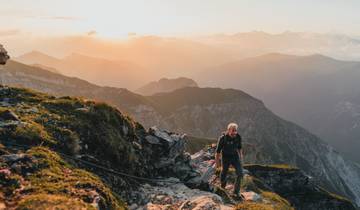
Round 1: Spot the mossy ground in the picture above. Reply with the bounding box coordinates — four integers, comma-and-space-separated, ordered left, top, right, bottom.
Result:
0, 86, 148, 175
0, 146, 126, 209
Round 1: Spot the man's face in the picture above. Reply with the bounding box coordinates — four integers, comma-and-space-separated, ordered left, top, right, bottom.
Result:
228, 127, 237, 138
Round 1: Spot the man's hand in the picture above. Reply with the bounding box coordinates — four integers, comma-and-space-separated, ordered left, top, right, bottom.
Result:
215, 153, 221, 169
215, 160, 221, 169
238, 149, 244, 164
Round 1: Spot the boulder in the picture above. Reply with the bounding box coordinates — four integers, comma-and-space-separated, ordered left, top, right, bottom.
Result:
241, 191, 262, 202
146, 127, 201, 183
179, 195, 223, 210
0, 110, 20, 121
1, 154, 26, 163
0, 44, 9, 65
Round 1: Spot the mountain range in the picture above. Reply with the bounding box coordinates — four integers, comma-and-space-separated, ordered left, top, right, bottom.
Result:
0, 85, 355, 209
1, 59, 360, 206
195, 31, 360, 60
15, 51, 146, 90
12, 50, 360, 163
197, 53, 360, 163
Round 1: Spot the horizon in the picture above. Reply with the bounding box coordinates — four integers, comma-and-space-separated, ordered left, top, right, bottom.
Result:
3, 0, 360, 58
3, 30, 360, 59
2, 0, 360, 37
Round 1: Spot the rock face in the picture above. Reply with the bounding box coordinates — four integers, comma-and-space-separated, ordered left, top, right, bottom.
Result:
0, 44, 10, 65
135, 77, 199, 96
144, 127, 201, 184
245, 165, 356, 210
191, 145, 356, 210
0, 110, 20, 121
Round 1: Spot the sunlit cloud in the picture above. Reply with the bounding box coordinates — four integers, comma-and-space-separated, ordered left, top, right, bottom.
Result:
0, 29, 21, 37
40, 16, 83, 21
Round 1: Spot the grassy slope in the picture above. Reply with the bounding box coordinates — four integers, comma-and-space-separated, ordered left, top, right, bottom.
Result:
0, 86, 149, 209
0, 146, 126, 209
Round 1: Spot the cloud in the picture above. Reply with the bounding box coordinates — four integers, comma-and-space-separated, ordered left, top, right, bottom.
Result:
128, 32, 137, 37
0, 29, 21, 37
87, 30, 97, 36
41, 16, 83, 21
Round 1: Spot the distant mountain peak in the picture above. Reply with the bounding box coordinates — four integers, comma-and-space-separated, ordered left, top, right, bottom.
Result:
238, 52, 343, 64
136, 77, 198, 96
306, 53, 335, 60
20, 50, 57, 58
257, 52, 298, 60
16, 50, 61, 65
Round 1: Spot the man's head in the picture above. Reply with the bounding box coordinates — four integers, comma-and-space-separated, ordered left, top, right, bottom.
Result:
226, 122, 238, 138
0, 44, 10, 65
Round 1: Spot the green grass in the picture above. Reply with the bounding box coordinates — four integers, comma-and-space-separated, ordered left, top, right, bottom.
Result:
16, 194, 96, 210
0, 87, 148, 175
0, 87, 143, 209
234, 176, 294, 210
0, 147, 126, 209
244, 164, 298, 171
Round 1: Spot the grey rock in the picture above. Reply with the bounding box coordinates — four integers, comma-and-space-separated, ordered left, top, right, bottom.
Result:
75, 107, 89, 112
145, 135, 161, 145
0, 120, 21, 127
149, 126, 175, 146
1, 154, 25, 163
0, 44, 9, 65
0, 110, 20, 121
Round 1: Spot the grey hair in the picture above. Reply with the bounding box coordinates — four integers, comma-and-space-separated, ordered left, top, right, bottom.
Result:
227, 122, 238, 131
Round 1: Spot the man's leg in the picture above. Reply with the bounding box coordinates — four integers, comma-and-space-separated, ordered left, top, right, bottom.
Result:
232, 156, 243, 195
220, 157, 230, 188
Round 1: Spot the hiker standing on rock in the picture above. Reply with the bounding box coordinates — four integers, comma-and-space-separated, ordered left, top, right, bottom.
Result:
215, 122, 244, 196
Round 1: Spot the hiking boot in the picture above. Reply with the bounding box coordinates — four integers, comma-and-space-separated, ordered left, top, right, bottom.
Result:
232, 192, 244, 201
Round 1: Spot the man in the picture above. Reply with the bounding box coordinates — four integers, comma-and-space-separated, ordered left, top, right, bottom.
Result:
215, 122, 243, 196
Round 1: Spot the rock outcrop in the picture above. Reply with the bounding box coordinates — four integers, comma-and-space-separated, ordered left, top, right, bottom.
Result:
0, 44, 10, 65
190, 145, 356, 210
245, 165, 356, 210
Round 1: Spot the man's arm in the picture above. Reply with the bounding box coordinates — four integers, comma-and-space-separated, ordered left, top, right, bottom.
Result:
215, 152, 221, 168
215, 136, 224, 168
237, 149, 244, 161
237, 135, 243, 162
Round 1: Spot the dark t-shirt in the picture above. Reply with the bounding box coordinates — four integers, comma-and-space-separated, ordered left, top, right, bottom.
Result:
216, 133, 242, 157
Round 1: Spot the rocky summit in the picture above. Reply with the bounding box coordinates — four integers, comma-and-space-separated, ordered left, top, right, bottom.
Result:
0, 86, 356, 210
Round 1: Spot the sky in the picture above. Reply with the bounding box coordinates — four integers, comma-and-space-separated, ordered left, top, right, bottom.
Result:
1, 0, 360, 38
